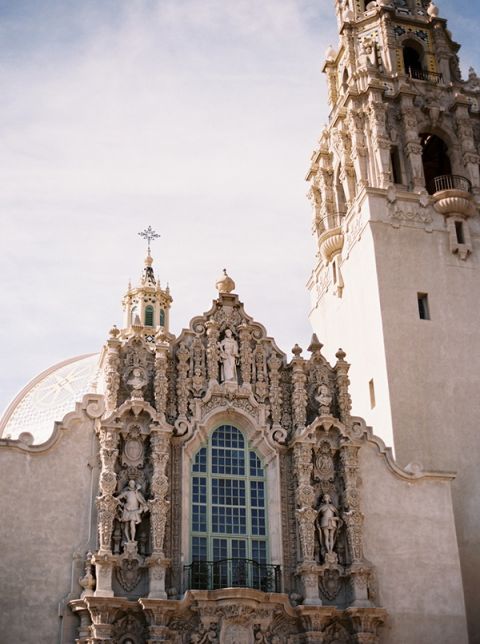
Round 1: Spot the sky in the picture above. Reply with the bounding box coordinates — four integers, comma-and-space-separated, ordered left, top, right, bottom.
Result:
0, 0, 479, 415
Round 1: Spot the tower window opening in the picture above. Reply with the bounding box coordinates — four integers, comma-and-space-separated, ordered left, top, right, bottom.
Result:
342, 68, 349, 92
455, 221, 465, 245
421, 134, 451, 194
390, 147, 403, 184
160, 308, 165, 327
131, 306, 139, 325
403, 43, 423, 77
145, 305, 154, 327
332, 261, 337, 285
369, 379, 376, 409
417, 293, 430, 320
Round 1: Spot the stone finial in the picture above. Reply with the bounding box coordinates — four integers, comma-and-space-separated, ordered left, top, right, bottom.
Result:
109, 325, 120, 339
216, 269, 235, 294
307, 334, 323, 354
427, 1, 439, 17
292, 344, 303, 358
335, 348, 347, 361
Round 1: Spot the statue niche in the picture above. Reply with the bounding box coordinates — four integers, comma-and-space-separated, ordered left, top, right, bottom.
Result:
217, 328, 239, 383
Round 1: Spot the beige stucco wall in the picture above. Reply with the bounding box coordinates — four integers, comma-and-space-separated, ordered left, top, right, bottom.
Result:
309, 205, 395, 449
309, 191, 480, 642
359, 437, 468, 644
0, 410, 97, 644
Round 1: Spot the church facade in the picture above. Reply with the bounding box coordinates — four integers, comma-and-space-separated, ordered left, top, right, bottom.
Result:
0, 0, 479, 643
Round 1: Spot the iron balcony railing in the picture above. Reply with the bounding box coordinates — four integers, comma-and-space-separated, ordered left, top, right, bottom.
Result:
432, 174, 472, 194
183, 558, 281, 593
408, 67, 443, 84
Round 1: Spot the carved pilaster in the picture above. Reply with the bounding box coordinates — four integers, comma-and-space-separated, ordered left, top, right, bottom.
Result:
253, 339, 268, 402
367, 93, 390, 188
92, 552, 116, 598
205, 319, 220, 384
291, 345, 307, 432
348, 107, 369, 188
238, 322, 253, 388
268, 352, 283, 427
176, 342, 190, 419
154, 335, 169, 419
346, 607, 387, 643
334, 349, 352, 425
149, 432, 170, 557
104, 333, 121, 412
191, 333, 206, 396
293, 442, 316, 567
340, 444, 364, 565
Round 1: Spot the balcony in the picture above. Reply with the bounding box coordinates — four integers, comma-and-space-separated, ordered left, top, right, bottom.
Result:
183, 558, 282, 593
408, 67, 443, 84
432, 174, 477, 219
431, 174, 472, 194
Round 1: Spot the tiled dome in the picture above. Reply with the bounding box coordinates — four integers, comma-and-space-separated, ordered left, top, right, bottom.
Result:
0, 354, 100, 445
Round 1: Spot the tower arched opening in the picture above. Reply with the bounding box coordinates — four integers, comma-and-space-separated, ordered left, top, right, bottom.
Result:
403, 41, 424, 78
421, 133, 452, 194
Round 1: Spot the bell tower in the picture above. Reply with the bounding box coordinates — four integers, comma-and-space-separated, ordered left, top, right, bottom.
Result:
307, 0, 480, 639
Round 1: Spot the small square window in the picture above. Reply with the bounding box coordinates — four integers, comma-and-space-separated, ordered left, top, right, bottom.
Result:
417, 293, 430, 320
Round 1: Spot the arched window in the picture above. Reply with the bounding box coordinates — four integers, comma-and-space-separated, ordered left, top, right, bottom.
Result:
131, 306, 139, 325
403, 41, 423, 77
190, 425, 269, 589
144, 305, 154, 327
421, 133, 452, 194
159, 308, 165, 327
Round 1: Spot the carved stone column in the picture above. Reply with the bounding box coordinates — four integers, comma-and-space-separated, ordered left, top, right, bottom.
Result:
348, 107, 369, 188
367, 93, 391, 188
154, 334, 169, 420
291, 345, 307, 433
176, 342, 190, 420
238, 322, 253, 389
104, 330, 121, 412
346, 607, 387, 644
205, 319, 220, 384
92, 552, 116, 598
268, 352, 283, 428
84, 599, 118, 643
147, 430, 171, 598
94, 428, 120, 596
334, 349, 352, 425
399, 91, 424, 191
293, 441, 321, 605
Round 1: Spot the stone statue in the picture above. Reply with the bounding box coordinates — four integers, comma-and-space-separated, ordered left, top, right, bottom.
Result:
315, 383, 333, 414
316, 494, 342, 556
217, 329, 239, 383
117, 480, 148, 543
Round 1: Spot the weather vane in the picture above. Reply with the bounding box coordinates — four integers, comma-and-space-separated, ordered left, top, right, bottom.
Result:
138, 225, 161, 255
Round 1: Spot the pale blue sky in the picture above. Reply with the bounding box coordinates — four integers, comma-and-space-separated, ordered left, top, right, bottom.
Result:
0, 0, 479, 414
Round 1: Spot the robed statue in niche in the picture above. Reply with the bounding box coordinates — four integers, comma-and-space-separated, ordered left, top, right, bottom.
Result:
218, 328, 239, 383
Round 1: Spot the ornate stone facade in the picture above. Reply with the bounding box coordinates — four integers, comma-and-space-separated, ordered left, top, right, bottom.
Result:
64, 261, 388, 642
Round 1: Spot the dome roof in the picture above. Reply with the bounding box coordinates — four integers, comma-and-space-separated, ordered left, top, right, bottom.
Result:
0, 354, 100, 445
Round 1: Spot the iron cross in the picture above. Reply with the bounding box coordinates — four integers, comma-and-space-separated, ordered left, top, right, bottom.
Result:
138, 226, 161, 255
